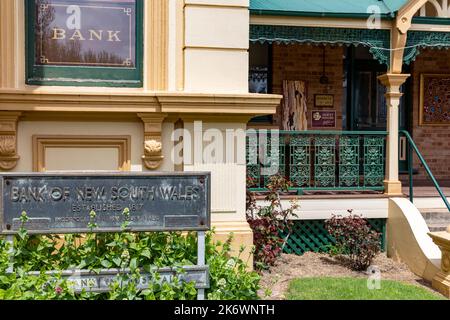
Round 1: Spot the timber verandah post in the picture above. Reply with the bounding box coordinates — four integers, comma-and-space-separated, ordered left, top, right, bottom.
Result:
378, 73, 410, 195
377, 0, 433, 195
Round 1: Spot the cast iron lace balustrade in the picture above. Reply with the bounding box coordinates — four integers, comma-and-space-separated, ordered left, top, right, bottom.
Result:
246, 130, 387, 194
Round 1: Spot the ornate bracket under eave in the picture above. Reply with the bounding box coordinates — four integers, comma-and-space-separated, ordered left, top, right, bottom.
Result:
137, 113, 167, 170
390, 0, 428, 73
0, 112, 21, 170
396, 0, 429, 34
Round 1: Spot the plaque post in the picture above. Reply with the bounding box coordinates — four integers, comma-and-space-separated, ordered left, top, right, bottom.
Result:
6, 234, 13, 273
197, 231, 206, 300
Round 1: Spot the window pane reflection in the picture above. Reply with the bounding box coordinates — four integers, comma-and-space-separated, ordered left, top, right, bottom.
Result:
34, 0, 136, 68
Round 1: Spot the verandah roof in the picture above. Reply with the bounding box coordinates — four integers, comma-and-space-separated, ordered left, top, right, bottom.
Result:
250, 25, 391, 66
250, 0, 409, 18
249, 1, 450, 67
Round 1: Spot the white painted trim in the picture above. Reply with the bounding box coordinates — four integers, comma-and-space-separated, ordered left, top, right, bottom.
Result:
256, 198, 388, 220
413, 197, 450, 210
409, 23, 450, 31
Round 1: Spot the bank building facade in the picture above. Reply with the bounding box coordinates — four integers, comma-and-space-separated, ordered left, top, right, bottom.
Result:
1, 0, 450, 281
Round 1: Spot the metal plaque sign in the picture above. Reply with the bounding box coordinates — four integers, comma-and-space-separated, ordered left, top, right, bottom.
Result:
28, 266, 210, 293
311, 110, 336, 128
0, 172, 210, 234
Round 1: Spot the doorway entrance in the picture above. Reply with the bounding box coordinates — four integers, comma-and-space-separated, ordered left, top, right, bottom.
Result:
346, 47, 411, 173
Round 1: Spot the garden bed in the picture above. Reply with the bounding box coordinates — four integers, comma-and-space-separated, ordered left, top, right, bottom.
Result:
258, 252, 444, 300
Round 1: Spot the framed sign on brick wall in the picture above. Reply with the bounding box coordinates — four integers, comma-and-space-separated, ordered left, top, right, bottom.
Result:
419, 74, 450, 126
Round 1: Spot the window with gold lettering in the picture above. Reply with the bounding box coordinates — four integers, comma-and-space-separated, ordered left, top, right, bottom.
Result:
26, 0, 143, 87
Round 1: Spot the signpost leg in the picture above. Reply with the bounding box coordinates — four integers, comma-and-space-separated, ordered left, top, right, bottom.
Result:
6, 235, 14, 273
197, 231, 206, 300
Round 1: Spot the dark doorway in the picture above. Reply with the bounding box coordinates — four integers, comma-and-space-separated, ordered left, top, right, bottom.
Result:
345, 46, 412, 172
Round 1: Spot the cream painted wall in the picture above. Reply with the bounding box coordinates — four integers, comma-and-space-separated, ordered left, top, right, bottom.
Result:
45, 148, 119, 171
16, 121, 175, 172
183, 1, 249, 93
1, 0, 251, 94
182, 121, 247, 222
387, 198, 441, 282
185, 6, 249, 48
184, 49, 249, 93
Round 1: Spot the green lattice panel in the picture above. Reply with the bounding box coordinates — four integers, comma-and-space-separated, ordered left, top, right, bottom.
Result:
282, 219, 386, 255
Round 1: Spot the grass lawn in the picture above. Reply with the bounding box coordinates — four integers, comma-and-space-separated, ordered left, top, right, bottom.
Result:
286, 277, 446, 300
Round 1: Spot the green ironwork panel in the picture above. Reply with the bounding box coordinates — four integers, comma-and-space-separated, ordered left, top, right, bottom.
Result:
246, 130, 387, 193
314, 136, 336, 188
263, 134, 286, 187
289, 135, 311, 188
246, 134, 261, 188
338, 135, 360, 188
363, 136, 385, 187
249, 25, 391, 66
404, 30, 450, 65
282, 218, 386, 255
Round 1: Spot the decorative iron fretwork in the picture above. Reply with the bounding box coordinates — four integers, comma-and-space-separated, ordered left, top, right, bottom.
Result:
338, 135, 360, 188
289, 135, 311, 188
404, 30, 450, 65
250, 25, 391, 66
246, 134, 261, 188
314, 136, 336, 188
263, 133, 286, 187
363, 136, 385, 187
246, 131, 387, 193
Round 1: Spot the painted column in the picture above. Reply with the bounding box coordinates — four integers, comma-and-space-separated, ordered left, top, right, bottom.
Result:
378, 74, 410, 195
181, 118, 254, 268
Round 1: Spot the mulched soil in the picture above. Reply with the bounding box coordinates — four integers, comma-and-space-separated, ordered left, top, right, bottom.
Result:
258, 252, 440, 300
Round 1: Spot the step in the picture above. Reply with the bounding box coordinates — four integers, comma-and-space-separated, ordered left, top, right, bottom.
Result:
420, 209, 450, 222
419, 208, 450, 232
426, 223, 449, 232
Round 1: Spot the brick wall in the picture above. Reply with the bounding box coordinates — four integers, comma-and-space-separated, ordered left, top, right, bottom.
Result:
271, 44, 344, 130
411, 49, 450, 180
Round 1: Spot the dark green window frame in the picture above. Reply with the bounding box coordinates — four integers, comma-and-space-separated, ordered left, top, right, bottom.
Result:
25, 0, 144, 87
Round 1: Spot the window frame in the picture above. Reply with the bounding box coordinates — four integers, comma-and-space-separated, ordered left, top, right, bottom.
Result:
25, 0, 144, 87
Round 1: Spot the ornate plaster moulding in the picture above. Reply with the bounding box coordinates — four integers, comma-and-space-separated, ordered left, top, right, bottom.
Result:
0, 112, 21, 171
0, 90, 282, 115
137, 113, 167, 170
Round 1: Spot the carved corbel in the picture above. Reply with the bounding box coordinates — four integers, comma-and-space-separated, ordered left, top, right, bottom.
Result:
0, 112, 21, 170
138, 113, 167, 170
396, 0, 428, 34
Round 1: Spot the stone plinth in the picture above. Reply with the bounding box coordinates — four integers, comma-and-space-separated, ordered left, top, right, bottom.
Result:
428, 228, 450, 298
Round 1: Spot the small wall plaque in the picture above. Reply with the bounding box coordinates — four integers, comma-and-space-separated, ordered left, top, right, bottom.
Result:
314, 94, 334, 107
311, 110, 336, 128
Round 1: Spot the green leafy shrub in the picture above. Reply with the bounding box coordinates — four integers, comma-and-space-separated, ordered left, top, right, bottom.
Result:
0, 210, 260, 300
325, 212, 381, 271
